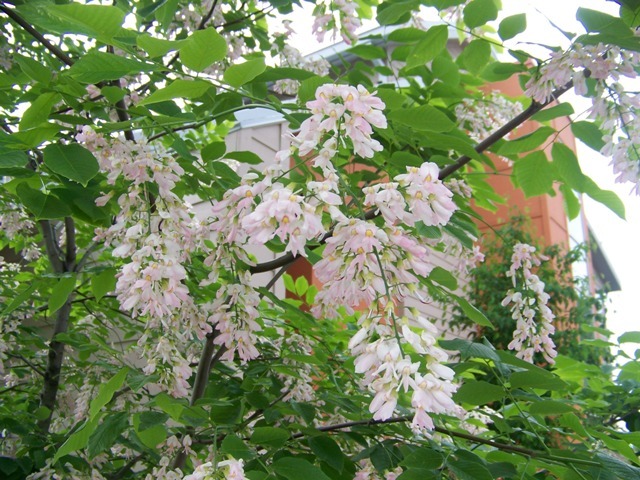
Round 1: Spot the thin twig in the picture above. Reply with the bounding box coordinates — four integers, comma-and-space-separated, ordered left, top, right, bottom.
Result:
0, 5, 74, 66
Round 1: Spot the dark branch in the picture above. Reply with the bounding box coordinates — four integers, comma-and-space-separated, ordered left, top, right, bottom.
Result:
0, 5, 74, 66
294, 415, 600, 467
172, 333, 223, 470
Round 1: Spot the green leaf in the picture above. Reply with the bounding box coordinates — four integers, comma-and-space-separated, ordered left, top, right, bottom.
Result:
223, 58, 267, 88
43, 144, 100, 186
389, 105, 454, 132
141, 79, 213, 105
225, 150, 264, 165
552, 143, 586, 192
377, 0, 419, 25
619, 331, 640, 344
49, 275, 76, 315
510, 370, 568, 391
406, 25, 449, 69
459, 40, 491, 74
20, 4, 124, 42
454, 380, 503, 406
16, 183, 72, 219
273, 457, 331, 480
221, 434, 256, 461
87, 413, 128, 459
67, 52, 158, 84
498, 14, 527, 40
448, 457, 493, 480
582, 178, 626, 219
89, 368, 129, 420
154, 393, 185, 421
251, 427, 289, 448
346, 45, 388, 60
308, 436, 345, 472
91, 268, 117, 301
453, 295, 494, 328
201, 141, 226, 161
15, 54, 52, 84
401, 448, 444, 470
530, 103, 574, 122
576, 8, 633, 36
137, 34, 182, 58
210, 402, 243, 424
298, 76, 332, 103
596, 453, 640, 480
295, 275, 309, 296
253, 67, 316, 82
571, 121, 605, 151
498, 126, 555, 155
53, 415, 101, 464
180, 28, 227, 72
513, 151, 554, 197
0, 149, 30, 168
19, 93, 60, 131
429, 266, 458, 290
136, 424, 167, 449
1, 282, 39, 316
463, 0, 498, 29
560, 184, 581, 220
529, 400, 575, 415
439, 339, 500, 361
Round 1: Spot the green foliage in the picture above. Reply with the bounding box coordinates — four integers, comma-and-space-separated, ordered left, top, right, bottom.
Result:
0, 1, 637, 479
453, 216, 614, 365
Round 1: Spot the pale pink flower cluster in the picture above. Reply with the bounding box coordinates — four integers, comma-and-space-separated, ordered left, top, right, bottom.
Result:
459, 406, 499, 435
455, 92, 523, 142
296, 84, 387, 166
364, 162, 457, 226
349, 308, 461, 430
503, 243, 557, 364
141, 334, 195, 397
353, 459, 402, 480
311, 0, 362, 45
78, 128, 211, 397
274, 330, 318, 403
0, 202, 41, 260
183, 458, 246, 480
205, 272, 262, 363
242, 184, 326, 257
524, 43, 640, 194
313, 217, 433, 317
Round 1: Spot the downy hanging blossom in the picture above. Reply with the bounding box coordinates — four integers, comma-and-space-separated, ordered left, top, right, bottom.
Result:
363, 162, 458, 226
183, 457, 247, 480
311, 0, 362, 45
296, 83, 387, 169
78, 127, 211, 397
503, 243, 557, 364
455, 92, 524, 142
524, 43, 640, 194
348, 308, 462, 429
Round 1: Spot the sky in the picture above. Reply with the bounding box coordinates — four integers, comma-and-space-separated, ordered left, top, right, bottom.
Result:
272, 0, 640, 356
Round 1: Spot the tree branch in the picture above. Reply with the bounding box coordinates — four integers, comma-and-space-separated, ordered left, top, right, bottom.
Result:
0, 5, 74, 66
294, 415, 600, 467
37, 217, 77, 433
249, 82, 574, 275
172, 333, 225, 470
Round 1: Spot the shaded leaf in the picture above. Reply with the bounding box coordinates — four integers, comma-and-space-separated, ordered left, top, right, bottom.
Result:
180, 28, 227, 72
43, 144, 100, 186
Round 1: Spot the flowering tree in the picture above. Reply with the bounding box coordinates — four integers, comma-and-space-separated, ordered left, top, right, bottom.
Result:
0, 0, 639, 479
